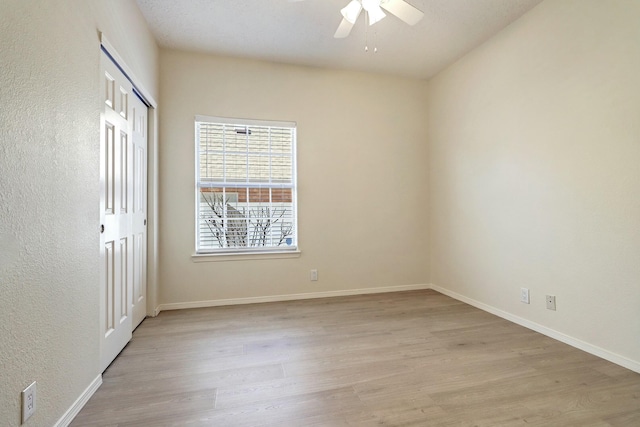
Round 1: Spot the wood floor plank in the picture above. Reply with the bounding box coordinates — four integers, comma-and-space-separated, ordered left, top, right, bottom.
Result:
71, 290, 640, 426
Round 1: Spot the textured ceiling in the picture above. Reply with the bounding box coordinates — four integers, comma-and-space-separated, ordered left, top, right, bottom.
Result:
136, 0, 543, 80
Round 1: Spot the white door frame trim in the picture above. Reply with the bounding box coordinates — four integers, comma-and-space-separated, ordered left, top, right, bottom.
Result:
99, 34, 157, 108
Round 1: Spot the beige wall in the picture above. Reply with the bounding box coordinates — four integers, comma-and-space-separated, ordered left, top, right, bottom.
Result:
159, 50, 429, 305
427, 0, 640, 367
0, 0, 158, 425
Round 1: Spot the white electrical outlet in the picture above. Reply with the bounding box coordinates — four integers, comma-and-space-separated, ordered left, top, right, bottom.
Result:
520, 287, 530, 304
310, 269, 318, 281
22, 381, 36, 423
546, 295, 556, 311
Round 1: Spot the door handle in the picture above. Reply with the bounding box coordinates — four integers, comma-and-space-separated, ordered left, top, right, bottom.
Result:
100, 224, 105, 234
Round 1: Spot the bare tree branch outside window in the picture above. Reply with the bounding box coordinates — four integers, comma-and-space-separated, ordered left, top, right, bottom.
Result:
200, 191, 293, 248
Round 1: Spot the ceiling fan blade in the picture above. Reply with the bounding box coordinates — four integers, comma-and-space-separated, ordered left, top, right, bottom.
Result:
334, 17, 355, 38
341, 0, 363, 24
380, 0, 424, 25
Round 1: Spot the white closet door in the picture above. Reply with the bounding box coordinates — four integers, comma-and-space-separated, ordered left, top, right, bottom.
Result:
100, 50, 133, 372
131, 92, 148, 329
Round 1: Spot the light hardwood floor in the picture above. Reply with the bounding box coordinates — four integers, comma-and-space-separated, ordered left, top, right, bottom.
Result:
71, 290, 640, 426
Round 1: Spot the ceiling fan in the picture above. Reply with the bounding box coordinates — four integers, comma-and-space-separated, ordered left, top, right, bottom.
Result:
333, 0, 424, 38
289, 0, 425, 39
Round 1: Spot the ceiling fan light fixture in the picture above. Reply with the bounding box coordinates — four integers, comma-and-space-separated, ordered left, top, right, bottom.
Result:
341, 0, 363, 24
361, 0, 378, 10
361, 0, 386, 25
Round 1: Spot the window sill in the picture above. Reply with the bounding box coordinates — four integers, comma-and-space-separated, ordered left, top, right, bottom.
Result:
192, 250, 301, 262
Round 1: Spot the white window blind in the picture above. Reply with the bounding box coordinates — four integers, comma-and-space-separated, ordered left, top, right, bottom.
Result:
195, 115, 297, 253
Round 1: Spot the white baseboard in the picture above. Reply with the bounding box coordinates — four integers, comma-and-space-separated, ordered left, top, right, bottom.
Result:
430, 284, 640, 374
54, 374, 102, 427
157, 284, 431, 312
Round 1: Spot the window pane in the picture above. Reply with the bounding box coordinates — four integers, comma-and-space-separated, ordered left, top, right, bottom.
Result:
248, 127, 269, 153
271, 188, 294, 247
199, 188, 236, 249
247, 202, 272, 247
200, 151, 223, 181
199, 123, 224, 152
247, 155, 270, 181
271, 156, 292, 182
225, 127, 246, 152
271, 128, 292, 154
225, 154, 247, 182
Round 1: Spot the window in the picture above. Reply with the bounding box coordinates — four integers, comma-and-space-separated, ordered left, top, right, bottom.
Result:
195, 115, 297, 254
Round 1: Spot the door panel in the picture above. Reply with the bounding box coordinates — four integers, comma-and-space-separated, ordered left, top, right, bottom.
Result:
119, 131, 128, 214
104, 241, 115, 337
100, 51, 133, 372
104, 121, 115, 215
119, 237, 129, 321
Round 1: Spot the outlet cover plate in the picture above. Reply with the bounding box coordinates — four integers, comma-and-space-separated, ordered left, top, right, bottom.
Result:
22, 381, 36, 423
520, 287, 530, 304
546, 295, 556, 311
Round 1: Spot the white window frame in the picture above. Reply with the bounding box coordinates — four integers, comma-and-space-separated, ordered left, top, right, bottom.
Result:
194, 115, 298, 257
